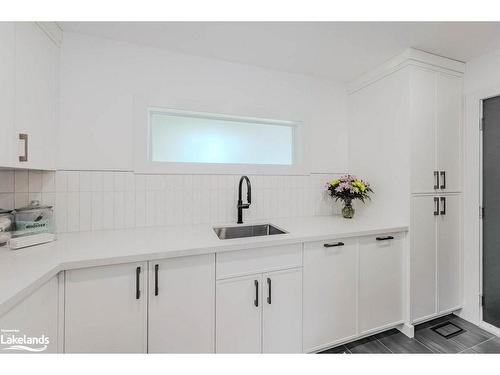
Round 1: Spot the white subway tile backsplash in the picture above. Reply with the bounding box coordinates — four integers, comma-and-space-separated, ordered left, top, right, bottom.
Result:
79, 192, 92, 231
0, 171, 14, 193
41, 171, 56, 192
79, 171, 92, 192
102, 192, 114, 230
0, 193, 14, 210
28, 170, 43, 193
67, 171, 80, 192
102, 173, 114, 192
6, 170, 341, 234
67, 192, 80, 232
14, 171, 29, 193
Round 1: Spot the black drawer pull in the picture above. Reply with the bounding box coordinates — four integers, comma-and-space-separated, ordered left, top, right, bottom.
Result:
154, 264, 159, 296
267, 278, 272, 305
376, 236, 394, 241
440, 197, 446, 215
434, 171, 439, 190
254, 280, 259, 307
324, 242, 344, 248
136, 266, 141, 300
440, 171, 446, 190
434, 197, 439, 216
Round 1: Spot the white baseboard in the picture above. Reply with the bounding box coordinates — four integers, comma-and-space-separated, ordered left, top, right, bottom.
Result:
397, 322, 414, 338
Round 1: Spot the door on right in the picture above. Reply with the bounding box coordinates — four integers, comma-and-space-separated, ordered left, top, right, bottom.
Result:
482, 96, 500, 329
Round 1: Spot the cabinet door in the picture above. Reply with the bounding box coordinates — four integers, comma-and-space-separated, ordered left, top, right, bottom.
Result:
303, 239, 357, 352
148, 254, 215, 353
14, 23, 58, 170
359, 233, 404, 334
0, 276, 59, 353
262, 268, 302, 353
437, 73, 462, 192
0, 22, 15, 168
410, 67, 437, 193
65, 262, 147, 353
216, 274, 262, 353
437, 194, 461, 312
411, 195, 438, 322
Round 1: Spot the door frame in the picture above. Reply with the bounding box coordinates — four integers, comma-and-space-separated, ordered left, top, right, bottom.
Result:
464, 84, 500, 336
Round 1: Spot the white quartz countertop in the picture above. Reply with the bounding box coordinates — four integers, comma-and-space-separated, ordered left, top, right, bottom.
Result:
0, 215, 407, 316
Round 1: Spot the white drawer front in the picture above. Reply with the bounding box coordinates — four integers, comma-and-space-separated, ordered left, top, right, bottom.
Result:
216, 244, 302, 279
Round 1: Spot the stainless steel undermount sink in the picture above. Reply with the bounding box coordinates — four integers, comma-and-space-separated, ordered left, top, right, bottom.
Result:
213, 223, 287, 240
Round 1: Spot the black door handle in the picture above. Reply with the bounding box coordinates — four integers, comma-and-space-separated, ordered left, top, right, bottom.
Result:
440, 171, 446, 190
324, 242, 344, 248
376, 236, 394, 241
136, 266, 141, 300
254, 280, 259, 307
440, 197, 446, 215
434, 197, 439, 216
267, 278, 272, 304
154, 264, 159, 296
434, 171, 439, 190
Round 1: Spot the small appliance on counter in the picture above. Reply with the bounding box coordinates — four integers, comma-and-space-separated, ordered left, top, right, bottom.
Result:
8, 200, 56, 250
0, 208, 14, 246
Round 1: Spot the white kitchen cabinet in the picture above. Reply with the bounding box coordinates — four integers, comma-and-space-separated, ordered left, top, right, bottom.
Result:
0, 22, 59, 170
216, 267, 302, 353
148, 254, 215, 353
437, 194, 461, 312
64, 262, 147, 353
262, 268, 302, 353
303, 238, 358, 352
0, 22, 15, 168
411, 195, 437, 320
410, 67, 462, 194
358, 234, 404, 334
216, 274, 262, 353
0, 276, 60, 353
14, 23, 59, 170
411, 194, 462, 322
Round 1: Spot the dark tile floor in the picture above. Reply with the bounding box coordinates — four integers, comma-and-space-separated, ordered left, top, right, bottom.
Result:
319, 314, 500, 354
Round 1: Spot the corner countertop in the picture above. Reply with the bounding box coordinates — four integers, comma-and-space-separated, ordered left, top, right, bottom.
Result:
0, 215, 408, 316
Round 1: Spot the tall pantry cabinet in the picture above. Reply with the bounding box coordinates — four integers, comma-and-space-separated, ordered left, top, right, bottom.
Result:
348, 49, 464, 325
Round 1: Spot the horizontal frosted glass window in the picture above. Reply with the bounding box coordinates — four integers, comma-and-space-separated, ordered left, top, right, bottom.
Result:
149, 110, 295, 165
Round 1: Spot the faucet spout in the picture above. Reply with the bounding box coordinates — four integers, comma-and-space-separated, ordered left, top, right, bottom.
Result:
237, 176, 251, 224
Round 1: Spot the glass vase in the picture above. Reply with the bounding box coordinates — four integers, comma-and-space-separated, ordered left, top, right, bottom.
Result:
342, 200, 355, 219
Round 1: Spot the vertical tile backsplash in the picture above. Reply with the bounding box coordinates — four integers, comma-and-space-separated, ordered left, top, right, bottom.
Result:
0, 170, 342, 233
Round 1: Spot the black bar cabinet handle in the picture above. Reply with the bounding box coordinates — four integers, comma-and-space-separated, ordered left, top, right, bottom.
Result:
154, 264, 159, 296
434, 171, 439, 190
267, 278, 272, 305
440, 171, 446, 190
376, 236, 394, 241
434, 197, 439, 216
324, 242, 345, 248
136, 266, 141, 300
254, 280, 259, 307
440, 197, 446, 215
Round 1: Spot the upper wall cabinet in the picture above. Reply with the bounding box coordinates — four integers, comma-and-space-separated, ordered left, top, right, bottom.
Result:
410, 67, 462, 194
0, 22, 60, 170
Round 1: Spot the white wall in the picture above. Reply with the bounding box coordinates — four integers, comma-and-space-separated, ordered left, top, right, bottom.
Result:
59, 32, 348, 173
462, 49, 500, 325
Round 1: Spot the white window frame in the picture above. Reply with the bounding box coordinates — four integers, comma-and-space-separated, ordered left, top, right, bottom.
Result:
134, 103, 306, 175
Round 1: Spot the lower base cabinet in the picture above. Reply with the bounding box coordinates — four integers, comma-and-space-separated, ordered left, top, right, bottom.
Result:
358, 234, 404, 334
64, 262, 148, 353
216, 268, 302, 353
148, 254, 215, 353
303, 238, 358, 352
0, 276, 60, 353
303, 233, 404, 352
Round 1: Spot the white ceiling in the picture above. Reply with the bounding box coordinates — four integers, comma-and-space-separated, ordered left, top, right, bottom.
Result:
59, 22, 500, 82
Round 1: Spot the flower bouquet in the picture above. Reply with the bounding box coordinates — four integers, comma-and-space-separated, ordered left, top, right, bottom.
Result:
326, 175, 373, 219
